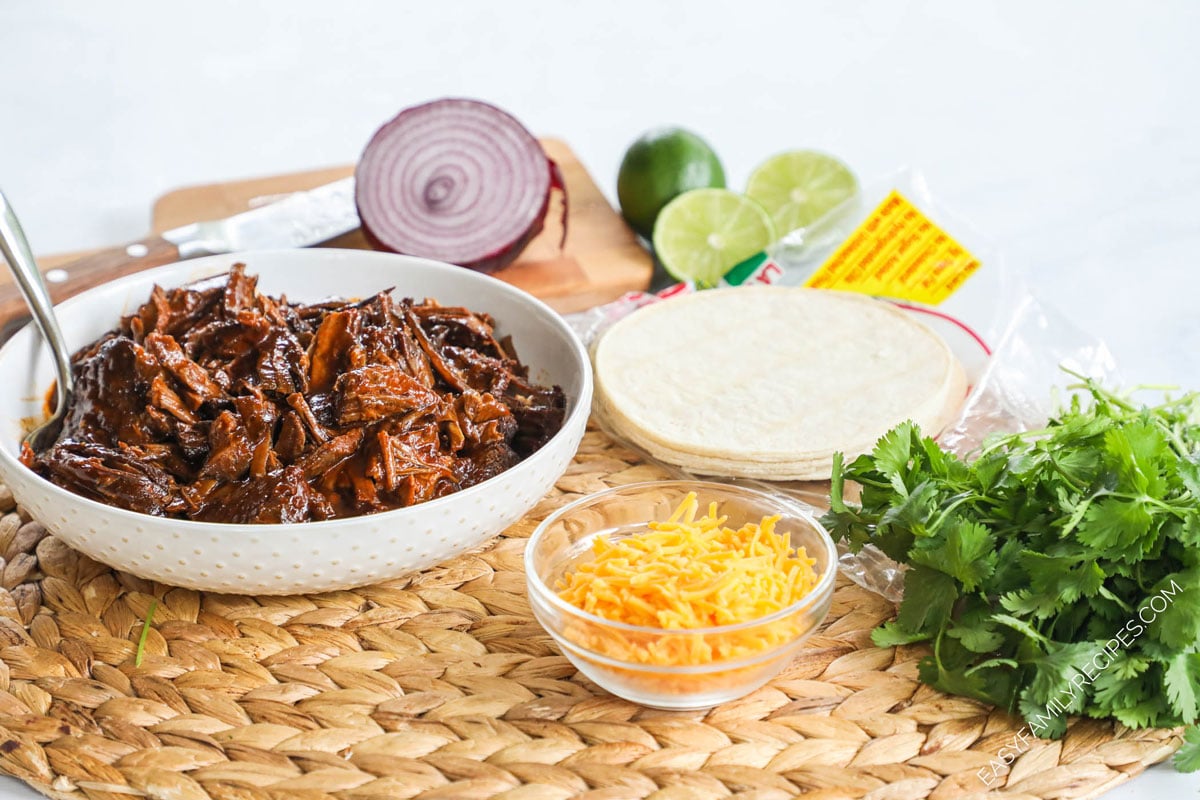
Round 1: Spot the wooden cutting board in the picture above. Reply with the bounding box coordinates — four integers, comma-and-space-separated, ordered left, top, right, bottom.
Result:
145, 139, 650, 313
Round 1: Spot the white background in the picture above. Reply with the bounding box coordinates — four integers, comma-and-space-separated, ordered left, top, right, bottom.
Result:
1, 1, 1198, 796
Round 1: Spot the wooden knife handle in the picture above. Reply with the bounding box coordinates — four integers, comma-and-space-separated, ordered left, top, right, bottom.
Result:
0, 235, 181, 342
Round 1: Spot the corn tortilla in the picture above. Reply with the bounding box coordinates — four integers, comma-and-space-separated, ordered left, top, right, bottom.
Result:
591, 287, 966, 480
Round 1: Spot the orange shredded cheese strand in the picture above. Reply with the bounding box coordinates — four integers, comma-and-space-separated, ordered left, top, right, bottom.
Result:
556, 492, 820, 666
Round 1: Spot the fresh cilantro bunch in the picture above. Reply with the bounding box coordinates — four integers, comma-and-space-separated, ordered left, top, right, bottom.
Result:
823, 377, 1200, 769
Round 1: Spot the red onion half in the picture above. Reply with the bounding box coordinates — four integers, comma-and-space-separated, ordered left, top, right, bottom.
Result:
355, 98, 566, 273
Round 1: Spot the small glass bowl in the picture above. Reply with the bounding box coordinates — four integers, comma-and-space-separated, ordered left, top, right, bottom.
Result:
525, 480, 838, 710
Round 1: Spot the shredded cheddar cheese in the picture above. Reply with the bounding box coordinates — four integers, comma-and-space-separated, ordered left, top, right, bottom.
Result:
555, 492, 820, 667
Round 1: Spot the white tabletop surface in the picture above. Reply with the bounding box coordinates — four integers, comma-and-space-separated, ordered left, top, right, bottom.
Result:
1, 1, 1198, 797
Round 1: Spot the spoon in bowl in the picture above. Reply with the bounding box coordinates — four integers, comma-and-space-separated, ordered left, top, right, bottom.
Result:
0, 190, 75, 452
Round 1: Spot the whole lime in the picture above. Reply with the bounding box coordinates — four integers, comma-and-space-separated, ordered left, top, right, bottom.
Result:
617, 127, 726, 239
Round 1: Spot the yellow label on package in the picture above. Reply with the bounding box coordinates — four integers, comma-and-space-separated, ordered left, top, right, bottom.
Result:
805, 190, 980, 305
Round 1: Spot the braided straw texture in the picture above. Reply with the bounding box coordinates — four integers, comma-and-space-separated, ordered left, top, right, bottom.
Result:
0, 426, 1183, 800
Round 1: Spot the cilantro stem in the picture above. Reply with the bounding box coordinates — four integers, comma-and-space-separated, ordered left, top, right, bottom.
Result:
1098, 585, 1133, 613
927, 492, 988, 534
856, 476, 897, 490
1150, 415, 1192, 457
1059, 494, 1097, 537
964, 657, 1019, 676
134, 600, 158, 667
1111, 492, 1191, 518
978, 431, 1034, 457
1048, 457, 1086, 492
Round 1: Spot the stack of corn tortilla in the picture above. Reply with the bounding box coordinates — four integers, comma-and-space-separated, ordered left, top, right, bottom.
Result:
591, 286, 966, 481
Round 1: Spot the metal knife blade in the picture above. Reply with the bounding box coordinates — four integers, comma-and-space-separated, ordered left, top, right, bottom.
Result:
163, 176, 357, 257
0, 177, 360, 341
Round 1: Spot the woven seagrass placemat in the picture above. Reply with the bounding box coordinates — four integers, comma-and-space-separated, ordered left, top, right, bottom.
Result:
0, 425, 1183, 800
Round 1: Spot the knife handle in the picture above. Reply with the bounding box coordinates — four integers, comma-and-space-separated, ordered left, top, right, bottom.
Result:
0, 234, 181, 342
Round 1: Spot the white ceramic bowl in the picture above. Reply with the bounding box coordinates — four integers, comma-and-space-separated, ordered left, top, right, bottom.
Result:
0, 249, 591, 594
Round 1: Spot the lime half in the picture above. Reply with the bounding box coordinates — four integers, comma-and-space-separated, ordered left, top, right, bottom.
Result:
652, 188, 776, 287
745, 150, 858, 236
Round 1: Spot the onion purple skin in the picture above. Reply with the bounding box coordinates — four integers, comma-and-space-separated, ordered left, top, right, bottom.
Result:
355, 98, 568, 274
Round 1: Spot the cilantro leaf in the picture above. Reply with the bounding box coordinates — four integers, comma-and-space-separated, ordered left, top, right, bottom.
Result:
947, 621, 1005, 654
1020, 690, 1068, 739
1018, 551, 1106, 604
872, 420, 917, 494
918, 433, 957, 481
1104, 420, 1169, 495
999, 589, 1061, 620
1051, 446, 1102, 488
1110, 696, 1168, 728
1108, 652, 1151, 681
871, 621, 930, 647
828, 451, 850, 515
1147, 577, 1200, 651
878, 479, 940, 532
895, 565, 958, 637
1075, 496, 1153, 559
1024, 640, 1105, 715
972, 451, 1007, 494
1174, 726, 1200, 773
1173, 512, 1200, 548
943, 597, 1007, 654
824, 452, 873, 553
1163, 653, 1200, 722
1093, 668, 1147, 710
909, 517, 996, 592
921, 652, 1018, 708
1177, 457, 1200, 499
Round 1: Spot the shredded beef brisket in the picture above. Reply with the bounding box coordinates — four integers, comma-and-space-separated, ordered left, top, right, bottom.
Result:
24, 264, 566, 522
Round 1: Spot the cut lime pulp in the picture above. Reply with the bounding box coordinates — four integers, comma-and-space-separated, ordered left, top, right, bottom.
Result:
745, 150, 858, 236
652, 189, 776, 288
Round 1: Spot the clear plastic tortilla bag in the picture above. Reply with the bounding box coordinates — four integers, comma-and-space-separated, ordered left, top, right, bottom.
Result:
566, 168, 1118, 603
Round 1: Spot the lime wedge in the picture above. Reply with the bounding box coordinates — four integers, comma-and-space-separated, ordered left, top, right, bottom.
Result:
745, 150, 858, 236
652, 189, 775, 287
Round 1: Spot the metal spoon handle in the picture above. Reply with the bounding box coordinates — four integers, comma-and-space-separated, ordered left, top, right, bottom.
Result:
0, 190, 75, 409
